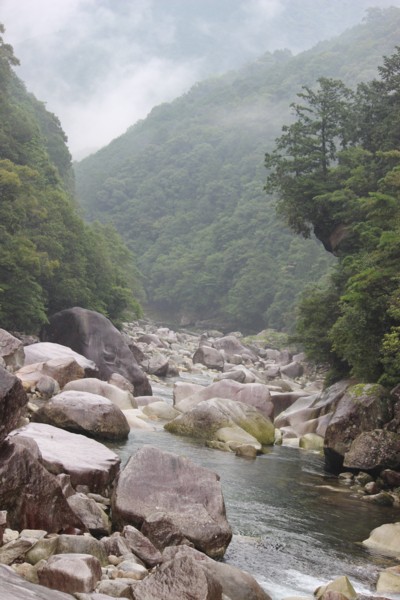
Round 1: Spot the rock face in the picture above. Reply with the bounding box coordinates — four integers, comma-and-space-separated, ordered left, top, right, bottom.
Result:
343, 429, 400, 472
33, 390, 130, 441
166, 397, 275, 450
0, 440, 85, 532
10, 423, 120, 494
112, 445, 232, 558
42, 307, 151, 396
0, 366, 27, 443
0, 329, 25, 371
324, 384, 394, 472
0, 564, 74, 599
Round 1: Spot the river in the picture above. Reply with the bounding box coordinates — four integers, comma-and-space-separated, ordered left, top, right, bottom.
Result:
109, 377, 400, 600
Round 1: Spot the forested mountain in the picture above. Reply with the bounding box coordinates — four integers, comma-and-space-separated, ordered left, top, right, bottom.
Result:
75, 8, 400, 333
0, 26, 143, 332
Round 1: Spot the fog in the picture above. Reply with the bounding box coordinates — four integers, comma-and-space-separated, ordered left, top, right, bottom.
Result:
1, 0, 399, 159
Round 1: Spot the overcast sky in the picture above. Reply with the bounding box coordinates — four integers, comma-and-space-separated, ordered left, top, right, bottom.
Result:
1, 0, 399, 159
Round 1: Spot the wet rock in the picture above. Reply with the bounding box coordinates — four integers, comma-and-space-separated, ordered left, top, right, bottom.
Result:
173, 382, 202, 406
112, 445, 232, 558
315, 576, 357, 600
235, 444, 258, 458
122, 409, 156, 430
122, 526, 162, 568
343, 429, 400, 473
63, 379, 137, 410
380, 469, 400, 487
0, 564, 73, 599
376, 565, 400, 593
362, 522, 400, 556
0, 439, 85, 533
354, 472, 374, 486
299, 433, 324, 451
0, 329, 24, 371
10, 423, 120, 494
37, 553, 102, 594
42, 308, 151, 396
0, 366, 28, 444
193, 346, 224, 371
131, 554, 223, 600
324, 384, 393, 473
361, 491, 394, 506
141, 401, 180, 421
33, 391, 130, 442
17, 358, 85, 391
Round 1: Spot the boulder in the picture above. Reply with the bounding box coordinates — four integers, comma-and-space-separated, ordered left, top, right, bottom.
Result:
16, 358, 85, 391
144, 354, 170, 377
42, 308, 151, 396
10, 423, 120, 494
173, 381, 203, 406
165, 397, 275, 448
162, 545, 272, 600
380, 469, 400, 487
122, 409, 156, 430
0, 366, 27, 444
55, 535, 108, 566
315, 576, 357, 600
112, 445, 232, 558
108, 372, 135, 394
63, 378, 137, 410
131, 554, 223, 600
343, 429, 400, 473
0, 329, 24, 371
37, 554, 102, 594
193, 346, 224, 371
0, 564, 73, 599
67, 493, 111, 536
212, 335, 257, 362
33, 391, 130, 442
24, 342, 98, 375
0, 439, 85, 532
122, 525, 162, 568
324, 384, 394, 472
299, 433, 324, 451
377, 565, 400, 593
141, 401, 180, 421
362, 522, 400, 556
279, 361, 303, 379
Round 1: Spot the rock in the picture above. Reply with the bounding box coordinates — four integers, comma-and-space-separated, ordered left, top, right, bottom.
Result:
280, 361, 304, 379
10, 423, 120, 494
173, 382, 203, 406
0, 564, 73, 599
131, 554, 223, 600
24, 342, 98, 374
0, 536, 37, 565
354, 472, 373, 486
145, 354, 170, 377
12, 561, 39, 584
215, 425, 262, 451
140, 512, 194, 550
112, 445, 232, 558
67, 493, 111, 536
362, 522, 400, 556
162, 545, 272, 600
101, 533, 133, 558
19, 356, 87, 390
343, 429, 400, 473
25, 536, 59, 565
37, 553, 102, 594
42, 308, 151, 396
0, 511, 7, 545
361, 491, 394, 506
0, 439, 85, 532
0, 329, 24, 371
63, 378, 137, 410
380, 469, 400, 487
56, 535, 108, 566
315, 576, 357, 600
165, 397, 275, 448
324, 384, 393, 473
0, 366, 27, 444
122, 525, 162, 568
364, 481, 381, 494
114, 560, 148, 580
376, 565, 400, 593
299, 433, 324, 451
36, 375, 60, 399
212, 335, 257, 363
108, 372, 135, 394
135, 395, 164, 407
96, 578, 135, 598
235, 444, 258, 459
122, 409, 156, 430
193, 346, 224, 371
33, 391, 130, 442
141, 401, 180, 421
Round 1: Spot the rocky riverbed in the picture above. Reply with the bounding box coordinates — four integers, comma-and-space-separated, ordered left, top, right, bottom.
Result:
0, 307, 400, 598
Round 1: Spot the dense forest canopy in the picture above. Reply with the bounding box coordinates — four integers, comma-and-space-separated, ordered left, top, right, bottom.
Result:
266, 47, 400, 385
0, 25, 143, 332
75, 7, 400, 333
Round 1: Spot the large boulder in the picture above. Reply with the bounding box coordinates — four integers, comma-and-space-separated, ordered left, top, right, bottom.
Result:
193, 346, 224, 371
16, 358, 85, 391
10, 423, 120, 494
362, 522, 400, 556
41, 307, 151, 396
33, 390, 130, 441
0, 564, 74, 599
343, 429, 400, 473
165, 397, 275, 450
0, 439, 85, 532
24, 342, 98, 375
212, 335, 257, 363
0, 366, 27, 444
63, 378, 137, 410
37, 554, 102, 594
112, 445, 232, 558
0, 329, 24, 371
324, 384, 394, 472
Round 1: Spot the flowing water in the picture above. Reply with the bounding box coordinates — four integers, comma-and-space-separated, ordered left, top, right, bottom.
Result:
109, 377, 400, 599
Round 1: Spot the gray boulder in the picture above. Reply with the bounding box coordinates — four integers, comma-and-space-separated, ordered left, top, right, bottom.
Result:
33, 391, 130, 441
0, 366, 27, 444
112, 445, 232, 558
212, 335, 257, 362
0, 329, 24, 371
42, 308, 151, 396
343, 429, 400, 473
193, 346, 224, 371
37, 554, 102, 594
63, 378, 137, 410
24, 342, 98, 376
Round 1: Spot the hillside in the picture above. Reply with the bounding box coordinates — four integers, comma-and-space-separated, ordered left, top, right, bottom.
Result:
0, 25, 143, 332
75, 7, 400, 333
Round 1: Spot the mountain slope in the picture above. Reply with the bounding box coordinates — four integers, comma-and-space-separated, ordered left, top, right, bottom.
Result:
75, 7, 400, 332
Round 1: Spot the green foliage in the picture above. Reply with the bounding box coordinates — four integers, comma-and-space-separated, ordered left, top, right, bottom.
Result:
0, 26, 143, 332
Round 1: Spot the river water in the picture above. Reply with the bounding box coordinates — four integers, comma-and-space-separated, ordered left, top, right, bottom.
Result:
110, 378, 400, 600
